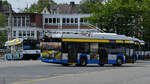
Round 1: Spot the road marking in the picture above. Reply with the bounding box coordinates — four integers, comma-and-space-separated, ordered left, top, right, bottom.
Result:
12, 74, 74, 84
12, 63, 143, 84
12, 68, 123, 84
13, 71, 103, 84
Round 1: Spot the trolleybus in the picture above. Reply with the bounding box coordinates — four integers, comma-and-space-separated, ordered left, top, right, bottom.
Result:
41, 33, 142, 66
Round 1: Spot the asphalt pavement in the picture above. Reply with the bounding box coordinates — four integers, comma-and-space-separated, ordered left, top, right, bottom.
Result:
0, 60, 149, 84
25, 64, 150, 84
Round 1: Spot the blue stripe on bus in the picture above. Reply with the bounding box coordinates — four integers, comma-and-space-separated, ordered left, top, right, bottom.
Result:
61, 60, 68, 64
87, 60, 99, 64
42, 59, 61, 63
108, 60, 117, 64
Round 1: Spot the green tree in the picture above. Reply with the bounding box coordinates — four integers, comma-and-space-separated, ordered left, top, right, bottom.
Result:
88, 0, 143, 38
23, 0, 56, 13
0, 13, 7, 49
79, 0, 104, 13
141, 0, 150, 41
0, 13, 7, 27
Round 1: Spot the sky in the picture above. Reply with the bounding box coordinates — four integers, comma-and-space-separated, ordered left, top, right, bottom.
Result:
7, 0, 82, 12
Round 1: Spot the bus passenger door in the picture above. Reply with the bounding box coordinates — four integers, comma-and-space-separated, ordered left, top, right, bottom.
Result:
68, 44, 78, 64
99, 47, 108, 64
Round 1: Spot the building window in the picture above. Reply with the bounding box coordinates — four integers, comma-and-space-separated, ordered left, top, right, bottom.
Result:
67, 18, 69, 23
71, 18, 74, 23
23, 31, 26, 37
45, 18, 48, 23
75, 18, 78, 23
26, 16, 30, 26
27, 31, 30, 36
13, 31, 16, 37
63, 18, 65, 23
57, 18, 60, 23
31, 31, 34, 36
18, 17, 21, 27
19, 31, 22, 37
22, 17, 25, 27
53, 18, 56, 23
49, 18, 52, 23
44, 10, 46, 13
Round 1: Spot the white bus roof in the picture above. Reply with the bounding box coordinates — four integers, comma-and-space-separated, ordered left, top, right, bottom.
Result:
62, 33, 134, 41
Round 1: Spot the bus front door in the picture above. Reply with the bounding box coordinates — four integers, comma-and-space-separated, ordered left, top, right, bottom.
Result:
68, 44, 77, 64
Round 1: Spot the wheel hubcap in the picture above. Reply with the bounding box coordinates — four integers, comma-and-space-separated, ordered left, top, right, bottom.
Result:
118, 59, 122, 64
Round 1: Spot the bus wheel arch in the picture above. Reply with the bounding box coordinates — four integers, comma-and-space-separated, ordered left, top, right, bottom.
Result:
79, 56, 87, 66
113, 56, 123, 66
117, 56, 123, 66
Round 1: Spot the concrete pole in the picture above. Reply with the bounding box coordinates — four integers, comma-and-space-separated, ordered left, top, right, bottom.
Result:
9, 5, 13, 40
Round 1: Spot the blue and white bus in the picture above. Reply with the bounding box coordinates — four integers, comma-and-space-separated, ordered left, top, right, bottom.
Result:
5, 39, 41, 60
41, 33, 141, 66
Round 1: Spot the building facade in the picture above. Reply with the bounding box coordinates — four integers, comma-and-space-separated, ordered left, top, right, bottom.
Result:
7, 2, 98, 40
42, 2, 97, 36
43, 14, 93, 34
8, 13, 43, 39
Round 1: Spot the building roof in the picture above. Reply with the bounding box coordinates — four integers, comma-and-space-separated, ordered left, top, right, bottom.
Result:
0, 1, 14, 14
43, 2, 80, 14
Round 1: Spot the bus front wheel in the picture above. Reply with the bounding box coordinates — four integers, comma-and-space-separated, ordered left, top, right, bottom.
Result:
61, 64, 70, 66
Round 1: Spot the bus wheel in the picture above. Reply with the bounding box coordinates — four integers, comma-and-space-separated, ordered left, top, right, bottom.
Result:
62, 64, 70, 66
75, 64, 81, 66
32, 58, 38, 60
99, 64, 104, 67
116, 58, 122, 66
80, 57, 87, 66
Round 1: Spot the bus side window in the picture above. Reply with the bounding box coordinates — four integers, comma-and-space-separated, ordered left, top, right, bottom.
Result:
125, 45, 130, 56
90, 43, 99, 60
62, 42, 68, 53
78, 43, 90, 54
90, 43, 98, 53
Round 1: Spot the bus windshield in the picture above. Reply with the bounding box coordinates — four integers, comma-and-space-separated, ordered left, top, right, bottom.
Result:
23, 40, 40, 50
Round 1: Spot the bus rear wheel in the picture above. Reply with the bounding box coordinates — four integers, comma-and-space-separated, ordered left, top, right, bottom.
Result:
116, 58, 122, 66
80, 57, 87, 66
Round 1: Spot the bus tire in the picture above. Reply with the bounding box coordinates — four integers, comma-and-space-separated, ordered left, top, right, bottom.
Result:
80, 57, 87, 66
116, 57, 123, 66
99, 64, 104, 67
62, 64, 70, 66
32, 58, 38, 60
75, 64, 81, 66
